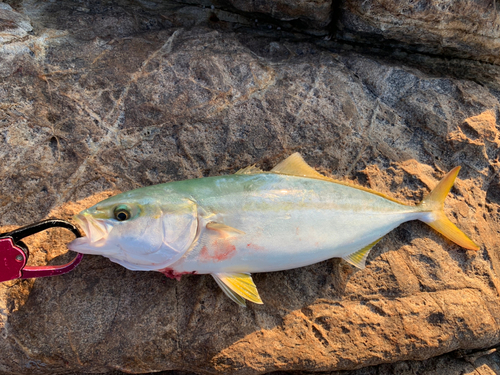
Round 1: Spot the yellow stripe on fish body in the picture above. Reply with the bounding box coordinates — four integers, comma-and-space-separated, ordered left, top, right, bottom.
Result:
68, 153, 480, 306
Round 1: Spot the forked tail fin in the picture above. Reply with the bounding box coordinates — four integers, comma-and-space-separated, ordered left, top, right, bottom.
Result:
418, 166, 479, 250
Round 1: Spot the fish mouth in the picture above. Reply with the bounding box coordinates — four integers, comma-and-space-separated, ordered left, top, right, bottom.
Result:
68, 213, 111, 254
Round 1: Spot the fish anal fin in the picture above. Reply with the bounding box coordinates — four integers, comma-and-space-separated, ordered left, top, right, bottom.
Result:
212, 272, 263, 305
206, 222, 246, 235
343, 238, 382, 269
236, 165, 263, 175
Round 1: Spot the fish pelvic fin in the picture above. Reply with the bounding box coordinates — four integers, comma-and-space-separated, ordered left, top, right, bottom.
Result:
418, 166, 479, 250
343, 238, 382, 269
212, 273, 263, 306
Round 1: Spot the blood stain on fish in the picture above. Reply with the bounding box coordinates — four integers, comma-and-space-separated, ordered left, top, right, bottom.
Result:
200, 241, 236, 262
246, 243, 265, 251
160, 268, 196, 280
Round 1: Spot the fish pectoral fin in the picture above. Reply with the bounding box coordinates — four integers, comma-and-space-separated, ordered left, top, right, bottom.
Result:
343, 238, 382, 269
212, 273, 263, 306
270, 152, 326, 179
235, 165, 264, 175
206, 222, 246, 235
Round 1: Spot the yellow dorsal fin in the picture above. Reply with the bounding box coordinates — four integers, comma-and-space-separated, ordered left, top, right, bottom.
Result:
235, 165, 263, 175
212, 273, 263, 306
271, 153, 404, 204
343, 238, 382, 269
271, 152, 326, 179
206, 222, 246, 235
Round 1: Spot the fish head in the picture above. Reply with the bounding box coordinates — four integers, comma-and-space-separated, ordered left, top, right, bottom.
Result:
68, 189, 198, 270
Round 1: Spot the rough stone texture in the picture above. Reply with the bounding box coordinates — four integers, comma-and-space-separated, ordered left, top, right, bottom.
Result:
278, 347, 500, 375
168, 0, 332, 30
0, 3, 32, 43
338, 0, 500, 64
219, 0, 332, 29
1, 0, 500, 374
104, 346, 500, 374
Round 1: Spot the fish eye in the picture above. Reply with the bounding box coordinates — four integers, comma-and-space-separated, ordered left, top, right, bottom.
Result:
114, 206, 131, 221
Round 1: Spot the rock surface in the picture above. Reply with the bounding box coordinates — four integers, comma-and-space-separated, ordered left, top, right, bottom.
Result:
104, 346, 500, 374
214, 0, 332, 29
338, 0, 500, 64
1, 0, 500, 374
0, 3, 32, 43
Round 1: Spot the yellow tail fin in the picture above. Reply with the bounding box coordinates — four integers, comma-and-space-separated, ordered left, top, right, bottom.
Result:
418, 166, 479, 250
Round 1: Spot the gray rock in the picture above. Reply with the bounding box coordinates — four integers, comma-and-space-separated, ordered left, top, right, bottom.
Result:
338, 0, 500, 64
0, 3, 32, 44
218, 0, 331, 29
171, 0, 331, 30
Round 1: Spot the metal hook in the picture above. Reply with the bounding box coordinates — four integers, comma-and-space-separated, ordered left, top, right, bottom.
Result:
0, 219, 83, 282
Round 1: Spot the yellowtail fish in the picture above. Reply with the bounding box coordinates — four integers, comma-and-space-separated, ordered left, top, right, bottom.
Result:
68, 153, 479, 306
